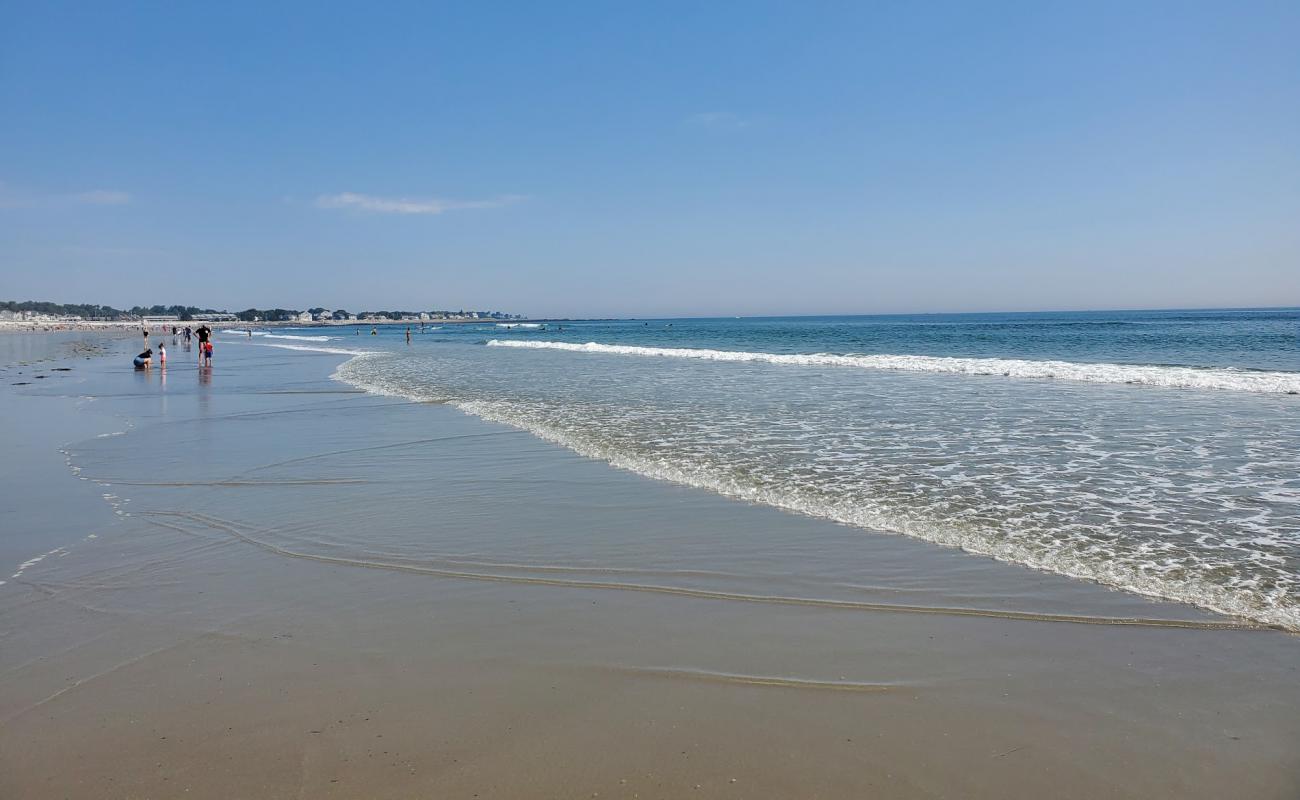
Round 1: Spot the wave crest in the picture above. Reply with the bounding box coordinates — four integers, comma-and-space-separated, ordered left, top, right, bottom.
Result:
222, 330, 335, 342
486, 340, 1300, 394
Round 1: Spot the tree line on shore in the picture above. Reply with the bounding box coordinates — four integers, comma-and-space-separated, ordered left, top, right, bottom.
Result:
2, 300, 521, 322
2, 300, 209, 320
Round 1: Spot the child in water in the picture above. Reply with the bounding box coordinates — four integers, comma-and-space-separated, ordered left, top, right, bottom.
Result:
158, 342, 167, 368
201, 341, 213, 366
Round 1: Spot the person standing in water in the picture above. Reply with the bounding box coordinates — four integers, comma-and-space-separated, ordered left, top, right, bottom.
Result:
195, 324, 212, 362
405, 326, 412, 344
158, 342, 166, 368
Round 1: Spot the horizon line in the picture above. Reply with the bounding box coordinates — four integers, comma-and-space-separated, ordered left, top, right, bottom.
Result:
6, 300, 1298, 322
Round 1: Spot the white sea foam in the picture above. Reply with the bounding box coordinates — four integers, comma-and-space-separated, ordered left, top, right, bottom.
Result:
456, 399, 1299, 630
496, 323, 543, 329
247, 342, 375, 357
294, 336, 1300, 632
330, 347, 1300, 630
344, 367, 1300, 630
222, 330, 335, 342
9, 546, 68, 581
487, 340, 1300, 394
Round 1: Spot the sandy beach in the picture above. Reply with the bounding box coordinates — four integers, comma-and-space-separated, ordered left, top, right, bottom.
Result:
1, 330, 1297, 799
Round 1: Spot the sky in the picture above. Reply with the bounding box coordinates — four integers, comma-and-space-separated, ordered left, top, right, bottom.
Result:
1, 1, 1298, 318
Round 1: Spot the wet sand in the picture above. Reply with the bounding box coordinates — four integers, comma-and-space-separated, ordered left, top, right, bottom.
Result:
1, 333, 1297, 798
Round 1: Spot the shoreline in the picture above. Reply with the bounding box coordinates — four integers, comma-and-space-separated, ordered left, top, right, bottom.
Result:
0, 317, 521, 334
1, 330, 1297, 798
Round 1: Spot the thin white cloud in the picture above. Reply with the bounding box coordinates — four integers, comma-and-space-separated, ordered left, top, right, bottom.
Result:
315, 192, 525, 215
684, 111, 750, 130
72, 189, 131, 205
0, 182, 131, 208
57, 243, 162, 257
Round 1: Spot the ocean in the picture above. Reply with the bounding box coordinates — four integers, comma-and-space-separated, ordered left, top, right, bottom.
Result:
226, 308, 1300, 629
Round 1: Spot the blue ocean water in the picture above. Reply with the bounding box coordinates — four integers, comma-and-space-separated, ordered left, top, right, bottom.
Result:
228, 308, 1300, 628
493, 309, 1300, 372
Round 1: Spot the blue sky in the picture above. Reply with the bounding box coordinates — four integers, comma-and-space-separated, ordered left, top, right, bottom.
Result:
1, 1, 1297, 317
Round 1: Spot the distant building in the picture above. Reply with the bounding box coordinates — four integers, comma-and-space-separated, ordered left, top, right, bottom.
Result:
296, 311, 313, 322
312, 310, 333, 322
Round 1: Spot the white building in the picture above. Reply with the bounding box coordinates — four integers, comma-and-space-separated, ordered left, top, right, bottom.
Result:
296, 311, 313, 322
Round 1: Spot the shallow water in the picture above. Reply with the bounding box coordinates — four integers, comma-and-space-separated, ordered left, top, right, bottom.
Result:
231, 309, 1300, 630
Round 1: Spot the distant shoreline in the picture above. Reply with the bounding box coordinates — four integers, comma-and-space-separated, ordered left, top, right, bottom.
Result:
0, 317, 555, 335
6, 305, 1295, 336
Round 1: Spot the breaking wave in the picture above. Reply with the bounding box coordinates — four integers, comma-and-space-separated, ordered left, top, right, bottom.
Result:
249, 342, 374, 357
222, 330, 335, 342
487, 340, 1300, 394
